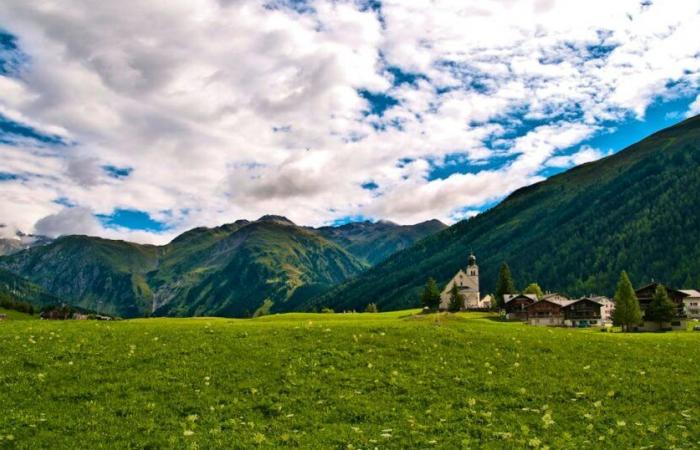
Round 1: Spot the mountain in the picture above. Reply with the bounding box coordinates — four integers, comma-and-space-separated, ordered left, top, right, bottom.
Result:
307, 115, 700, 312
314, 219, 447, 265
0, 217, 368, 317
0, 268, 65, 307
0, 232, 52, 256
0, 235, 160, 317
152, 218, 367, 317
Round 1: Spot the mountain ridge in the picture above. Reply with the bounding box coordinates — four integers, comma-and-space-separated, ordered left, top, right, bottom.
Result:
0, 215, 444, 317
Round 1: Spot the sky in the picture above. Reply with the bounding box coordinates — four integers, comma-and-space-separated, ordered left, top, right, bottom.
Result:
0, 0, 699, 244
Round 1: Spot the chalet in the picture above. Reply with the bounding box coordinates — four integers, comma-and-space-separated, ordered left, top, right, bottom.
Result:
504, 293, 537, 320
562, 298, 604, 327
634, 283, 687, 317
680, 290, 700, 318
541, 292, 570, 303
526, 298, 570, 326
588, 296, 614, 323
439, 253, 491, 310
0, 313, 6, 321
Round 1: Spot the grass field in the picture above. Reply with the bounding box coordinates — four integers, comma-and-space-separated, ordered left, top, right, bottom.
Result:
1, 311, 698, 449
0, 308, 38, 321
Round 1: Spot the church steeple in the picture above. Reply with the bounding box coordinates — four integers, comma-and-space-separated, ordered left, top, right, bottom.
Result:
467, 252, 478, 277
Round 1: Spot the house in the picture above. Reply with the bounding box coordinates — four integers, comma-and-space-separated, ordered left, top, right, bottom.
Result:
680, 290, 700, 318
635, 283, 687, 317
504, 293, 537, 320
0, 313, 6, 321
563, 298, 604, 327
587, 296, 614, 323
526, 298, 570, 326
541, 292, 570, 303
439, 253, 491, 310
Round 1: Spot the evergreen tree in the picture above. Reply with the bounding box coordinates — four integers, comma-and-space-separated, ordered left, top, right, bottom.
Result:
364, 302, 379, 313
645, 284, 676, 329
448, 283, 464, 312
523, 283, 544, 300
611, 271, 642, 332
495, 263, 516, 308
420, 277, 441, 310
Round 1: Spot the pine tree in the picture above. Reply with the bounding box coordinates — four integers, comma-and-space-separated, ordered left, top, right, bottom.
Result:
495, 263, 516, 308
523, 283, 544, 300
420, 277, 441, 311
612, 271, 642, 332
448, 283, 464, 312
645, 284, 676, 329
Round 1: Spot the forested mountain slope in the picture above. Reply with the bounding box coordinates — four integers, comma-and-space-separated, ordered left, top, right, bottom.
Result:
307, 115, 700, 312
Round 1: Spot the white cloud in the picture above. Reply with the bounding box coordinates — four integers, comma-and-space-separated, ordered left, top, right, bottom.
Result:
0, 0, 698, 243
687, 95, 700, 118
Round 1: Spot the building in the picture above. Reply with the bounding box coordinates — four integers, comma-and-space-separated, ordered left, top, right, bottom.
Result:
680, 290, 700, 318
587, 296, 614, 323
635, 283, 687, 317
439, 253, 491, 310
541, 292, 570, 303
563, 298, 604, 327
0, 313, 6, 321
526, 298, 569, 326
504, 293, 537, 320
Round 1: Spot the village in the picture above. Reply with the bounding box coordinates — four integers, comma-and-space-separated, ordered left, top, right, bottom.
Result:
435, 253, 700, 331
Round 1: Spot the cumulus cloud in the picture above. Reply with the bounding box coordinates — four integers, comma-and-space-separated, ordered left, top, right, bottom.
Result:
0, 0, 698, 242
34, 207, 102, 238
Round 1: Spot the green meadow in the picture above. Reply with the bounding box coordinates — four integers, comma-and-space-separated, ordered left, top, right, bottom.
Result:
1, 311, 698, 449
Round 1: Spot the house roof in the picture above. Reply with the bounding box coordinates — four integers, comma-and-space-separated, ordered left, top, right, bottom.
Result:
504, 293, 538, 304
542, 293, 570, 301
679, 289, 700, 298
526, 298, 576, 308
577, 296, 612, 305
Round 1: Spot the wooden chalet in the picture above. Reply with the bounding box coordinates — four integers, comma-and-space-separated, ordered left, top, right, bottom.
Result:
504, 293, 538, 320
562, 298, 603, 327
635, 283, 687, 317
526, 298, 569, 326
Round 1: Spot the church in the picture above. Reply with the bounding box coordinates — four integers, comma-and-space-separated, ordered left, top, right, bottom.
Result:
439, 253, 492, 310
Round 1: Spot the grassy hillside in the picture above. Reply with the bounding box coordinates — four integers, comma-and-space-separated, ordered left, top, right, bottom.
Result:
0, 312, 697, 448
316, 219, 446, 265
312, 114, 700, 312
0, 306, 38, 320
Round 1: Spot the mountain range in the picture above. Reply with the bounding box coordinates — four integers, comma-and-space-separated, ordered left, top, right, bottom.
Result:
0, 216, 444, 317
306, 114, 700, 312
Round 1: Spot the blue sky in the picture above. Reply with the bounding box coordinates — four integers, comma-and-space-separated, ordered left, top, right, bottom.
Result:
0, 0, 699, 242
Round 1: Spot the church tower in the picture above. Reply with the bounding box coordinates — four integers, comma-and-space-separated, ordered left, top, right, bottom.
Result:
467, 252, 478, 281
439, 251, 484, 310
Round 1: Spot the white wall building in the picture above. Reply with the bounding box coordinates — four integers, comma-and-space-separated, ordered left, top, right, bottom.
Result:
439, 253, 491, 310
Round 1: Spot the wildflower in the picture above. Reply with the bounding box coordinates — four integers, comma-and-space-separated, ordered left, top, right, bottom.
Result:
528, 437, 541, 447
617, 420, 626, 427
183, 430, 194, 436
542, 412, 554, 428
